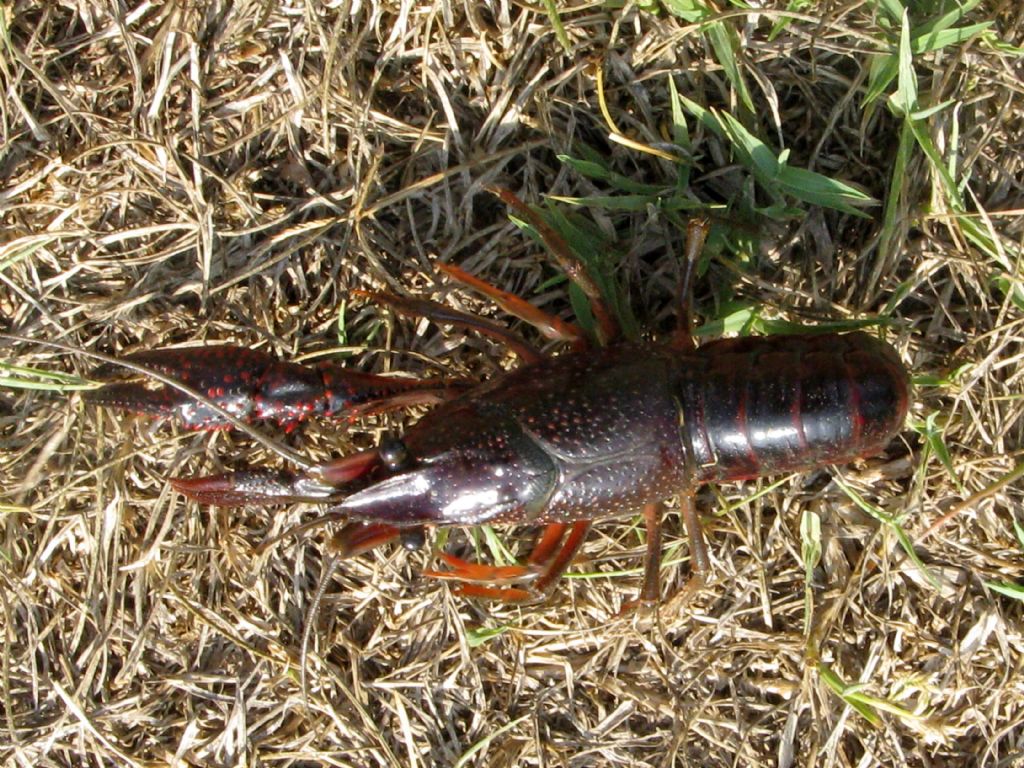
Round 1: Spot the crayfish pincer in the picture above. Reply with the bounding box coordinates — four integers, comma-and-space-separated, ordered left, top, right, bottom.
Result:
86, 192, 910, 605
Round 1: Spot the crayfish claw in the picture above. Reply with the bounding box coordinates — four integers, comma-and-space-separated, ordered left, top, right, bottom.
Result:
170, 469, 337, 506
85, 379, 203, 422
87, 344, 470, 431
85, 345, 283, 429
329, 521, 403, 558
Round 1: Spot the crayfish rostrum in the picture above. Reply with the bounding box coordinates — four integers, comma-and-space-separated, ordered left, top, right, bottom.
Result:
86, 190, 910, 604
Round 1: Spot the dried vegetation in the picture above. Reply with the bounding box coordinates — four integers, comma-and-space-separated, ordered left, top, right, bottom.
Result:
2, 1, 1023, 766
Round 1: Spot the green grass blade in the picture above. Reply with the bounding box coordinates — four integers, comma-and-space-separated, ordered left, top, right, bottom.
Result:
986, 582, 1024, 602
889, 10, 917, 117
915, 21, 992, 53
832, 474, 939, 589
801, 509, 822, 636
818, 664, 884, 726
773, 165, 876, 215
0, 362, 95, 392
454, 715, 530, 768
667, 75, 692, 187
540, 0, 573, 54
874, 0, 906, 25
466, 624, 510, 647
705, 18, 754, 113
878, 118, 915, 264
558, 154, 669, 194
911, 412, 964, 494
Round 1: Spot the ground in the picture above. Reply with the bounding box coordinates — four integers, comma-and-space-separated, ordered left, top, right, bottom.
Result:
2, 1, 1023, 766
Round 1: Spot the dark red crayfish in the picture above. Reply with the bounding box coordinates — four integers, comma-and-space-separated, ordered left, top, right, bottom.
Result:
86, 191, 910, 604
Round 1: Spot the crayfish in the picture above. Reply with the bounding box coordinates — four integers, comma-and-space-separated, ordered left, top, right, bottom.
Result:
86, 190, 910, 605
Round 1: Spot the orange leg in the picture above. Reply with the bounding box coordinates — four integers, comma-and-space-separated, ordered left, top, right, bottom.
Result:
425, 521, 592, 603
435, 262, 584, 347
670, 217, 709, 352
680, 490, 710, 577
618, 503, 665, 613
651, 491, 710, 613
620, 493, 710, 615
665, 219, 713, 603
526, 521, 591, 596
361, 289, 544, 364
526, 522, 570, 565
638, 503, 665, 604
488, 187, 620, 345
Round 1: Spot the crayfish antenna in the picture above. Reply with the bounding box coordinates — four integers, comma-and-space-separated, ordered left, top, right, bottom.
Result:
254, 512, 348, 556
300, 552, 339, 711
296, 523, 417, 707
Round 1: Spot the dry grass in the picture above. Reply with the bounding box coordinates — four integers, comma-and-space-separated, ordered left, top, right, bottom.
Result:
2, 1, 1023, 766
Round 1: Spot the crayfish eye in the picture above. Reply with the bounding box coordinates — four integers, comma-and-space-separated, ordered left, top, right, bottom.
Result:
400, 527, 426, 551
379, 436, 409, 471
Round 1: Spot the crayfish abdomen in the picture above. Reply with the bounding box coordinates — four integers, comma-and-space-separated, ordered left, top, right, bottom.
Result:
679, 331, 909, 484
